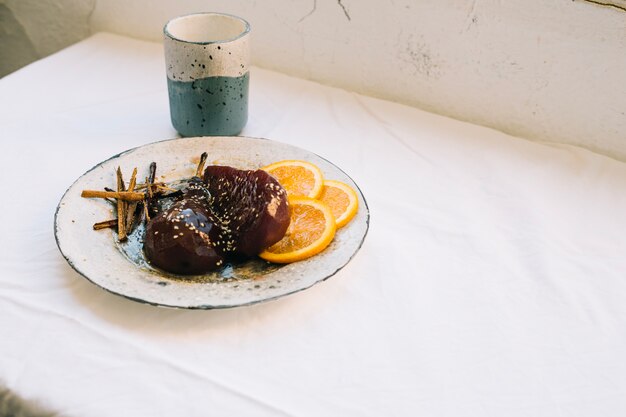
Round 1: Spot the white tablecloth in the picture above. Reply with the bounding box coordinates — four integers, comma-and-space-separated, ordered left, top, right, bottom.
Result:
1, 33, 626, 417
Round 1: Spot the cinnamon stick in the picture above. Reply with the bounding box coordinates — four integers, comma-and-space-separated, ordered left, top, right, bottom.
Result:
116, 167, 127, 241
81, 190, 145, 201
128, 167, 138, 191
143, 198, 151, 222
158, 190, 183, 200
154, 184, 177, 193
93, 219, 117, 230
196, 152, 208, 177
125, 168, 139, 233
145, 162, 159, 220
148, 162, 157, 190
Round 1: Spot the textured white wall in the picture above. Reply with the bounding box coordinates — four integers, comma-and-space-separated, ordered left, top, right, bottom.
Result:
90, 0, 626, 161
0, 0, 94, 75
3, 0, 625, 160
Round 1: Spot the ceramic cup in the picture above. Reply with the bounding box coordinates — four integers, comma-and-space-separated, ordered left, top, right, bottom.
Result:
164, 12, 250, 136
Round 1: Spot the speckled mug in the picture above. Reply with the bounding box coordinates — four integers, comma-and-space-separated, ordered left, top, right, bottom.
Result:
164, 13, 250, 136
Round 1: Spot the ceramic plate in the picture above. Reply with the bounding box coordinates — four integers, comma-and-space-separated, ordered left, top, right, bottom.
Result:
54, 136, 369, 309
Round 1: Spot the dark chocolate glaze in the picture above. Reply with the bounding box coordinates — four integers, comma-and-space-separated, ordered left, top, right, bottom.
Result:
144, 178, 226, 274
143, 167, 290, 275
203, 166, 290, 257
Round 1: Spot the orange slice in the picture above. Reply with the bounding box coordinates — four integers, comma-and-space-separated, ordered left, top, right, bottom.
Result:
318, 180, 359, 228
259, 197, 336, 263
262, 160, 324, 199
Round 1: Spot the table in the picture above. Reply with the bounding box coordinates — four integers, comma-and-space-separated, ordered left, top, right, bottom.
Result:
1, 32, 626, 417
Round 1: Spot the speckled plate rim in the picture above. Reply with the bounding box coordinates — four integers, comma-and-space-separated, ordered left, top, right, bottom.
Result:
54, 136, 369, 309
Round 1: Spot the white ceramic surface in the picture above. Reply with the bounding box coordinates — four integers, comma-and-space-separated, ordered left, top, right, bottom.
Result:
54, 136, 369, 309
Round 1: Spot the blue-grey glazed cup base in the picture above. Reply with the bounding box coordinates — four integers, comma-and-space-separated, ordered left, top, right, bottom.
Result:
168, 72, 249, 136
